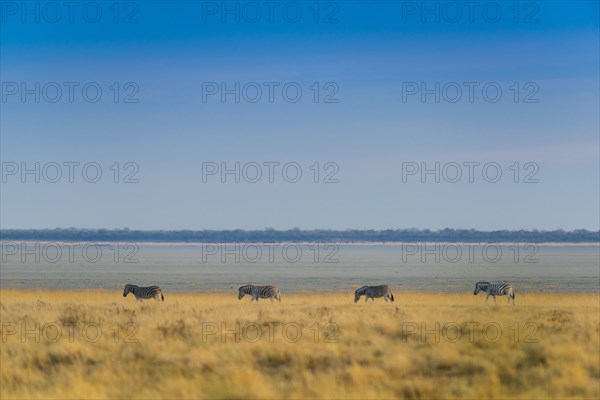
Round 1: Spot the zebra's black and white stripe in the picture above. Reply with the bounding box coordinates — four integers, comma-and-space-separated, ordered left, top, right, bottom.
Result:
238, 285, 281, 302
473, 281, 515, 304
354, 285, 395, 303
123, 284, 164, 302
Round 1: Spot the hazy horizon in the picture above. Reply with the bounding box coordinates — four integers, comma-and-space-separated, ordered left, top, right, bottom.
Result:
2, 226, 598, 231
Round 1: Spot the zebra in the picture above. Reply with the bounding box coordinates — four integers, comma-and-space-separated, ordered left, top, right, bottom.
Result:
123, 284, 164, 302
354, 285, 395, 303
473, 281, 515, 304
238, 285, 281, 302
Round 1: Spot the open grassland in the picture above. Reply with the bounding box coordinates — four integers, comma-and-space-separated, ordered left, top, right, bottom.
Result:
1, 290, 599, 399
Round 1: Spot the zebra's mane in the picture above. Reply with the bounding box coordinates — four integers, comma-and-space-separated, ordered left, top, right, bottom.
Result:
355, 285, 369, 294
475, 281, 490, 287
239, 285, 253, 291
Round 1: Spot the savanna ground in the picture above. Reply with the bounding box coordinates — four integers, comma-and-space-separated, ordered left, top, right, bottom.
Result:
0, 290, 598, 399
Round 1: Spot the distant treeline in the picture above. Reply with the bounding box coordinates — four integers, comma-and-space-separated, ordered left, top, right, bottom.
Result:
1, 228, 598, 243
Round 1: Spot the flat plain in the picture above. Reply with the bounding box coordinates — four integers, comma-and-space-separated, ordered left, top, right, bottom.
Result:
1, 290, 598, 399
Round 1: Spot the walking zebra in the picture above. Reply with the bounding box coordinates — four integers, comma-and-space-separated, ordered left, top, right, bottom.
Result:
473, 281, 515, 304
238, 285, 281, 302
123, 284, 164, 302
354, 285, 395, 303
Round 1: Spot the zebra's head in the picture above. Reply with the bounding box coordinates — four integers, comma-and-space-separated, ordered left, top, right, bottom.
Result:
473, 281, 489, 295
354, 286, 368, 303
123, 284, 134, 297
238, 285, 250, 300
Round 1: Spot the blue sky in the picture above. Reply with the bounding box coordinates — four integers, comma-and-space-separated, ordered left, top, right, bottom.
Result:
1, 1, 598, 230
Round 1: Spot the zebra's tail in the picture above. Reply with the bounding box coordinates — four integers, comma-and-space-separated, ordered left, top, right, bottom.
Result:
161, 291, 164, 302
390, 293, 395, 302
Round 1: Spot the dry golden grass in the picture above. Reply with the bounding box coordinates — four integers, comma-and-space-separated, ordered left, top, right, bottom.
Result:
1, 290, 598, 399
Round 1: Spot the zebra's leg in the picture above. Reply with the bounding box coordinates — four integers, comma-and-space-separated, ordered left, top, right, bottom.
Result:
384, 296, 388, 302
270, 296, 274, 303
485, 293, 490, 303
493, 295, 497, 304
